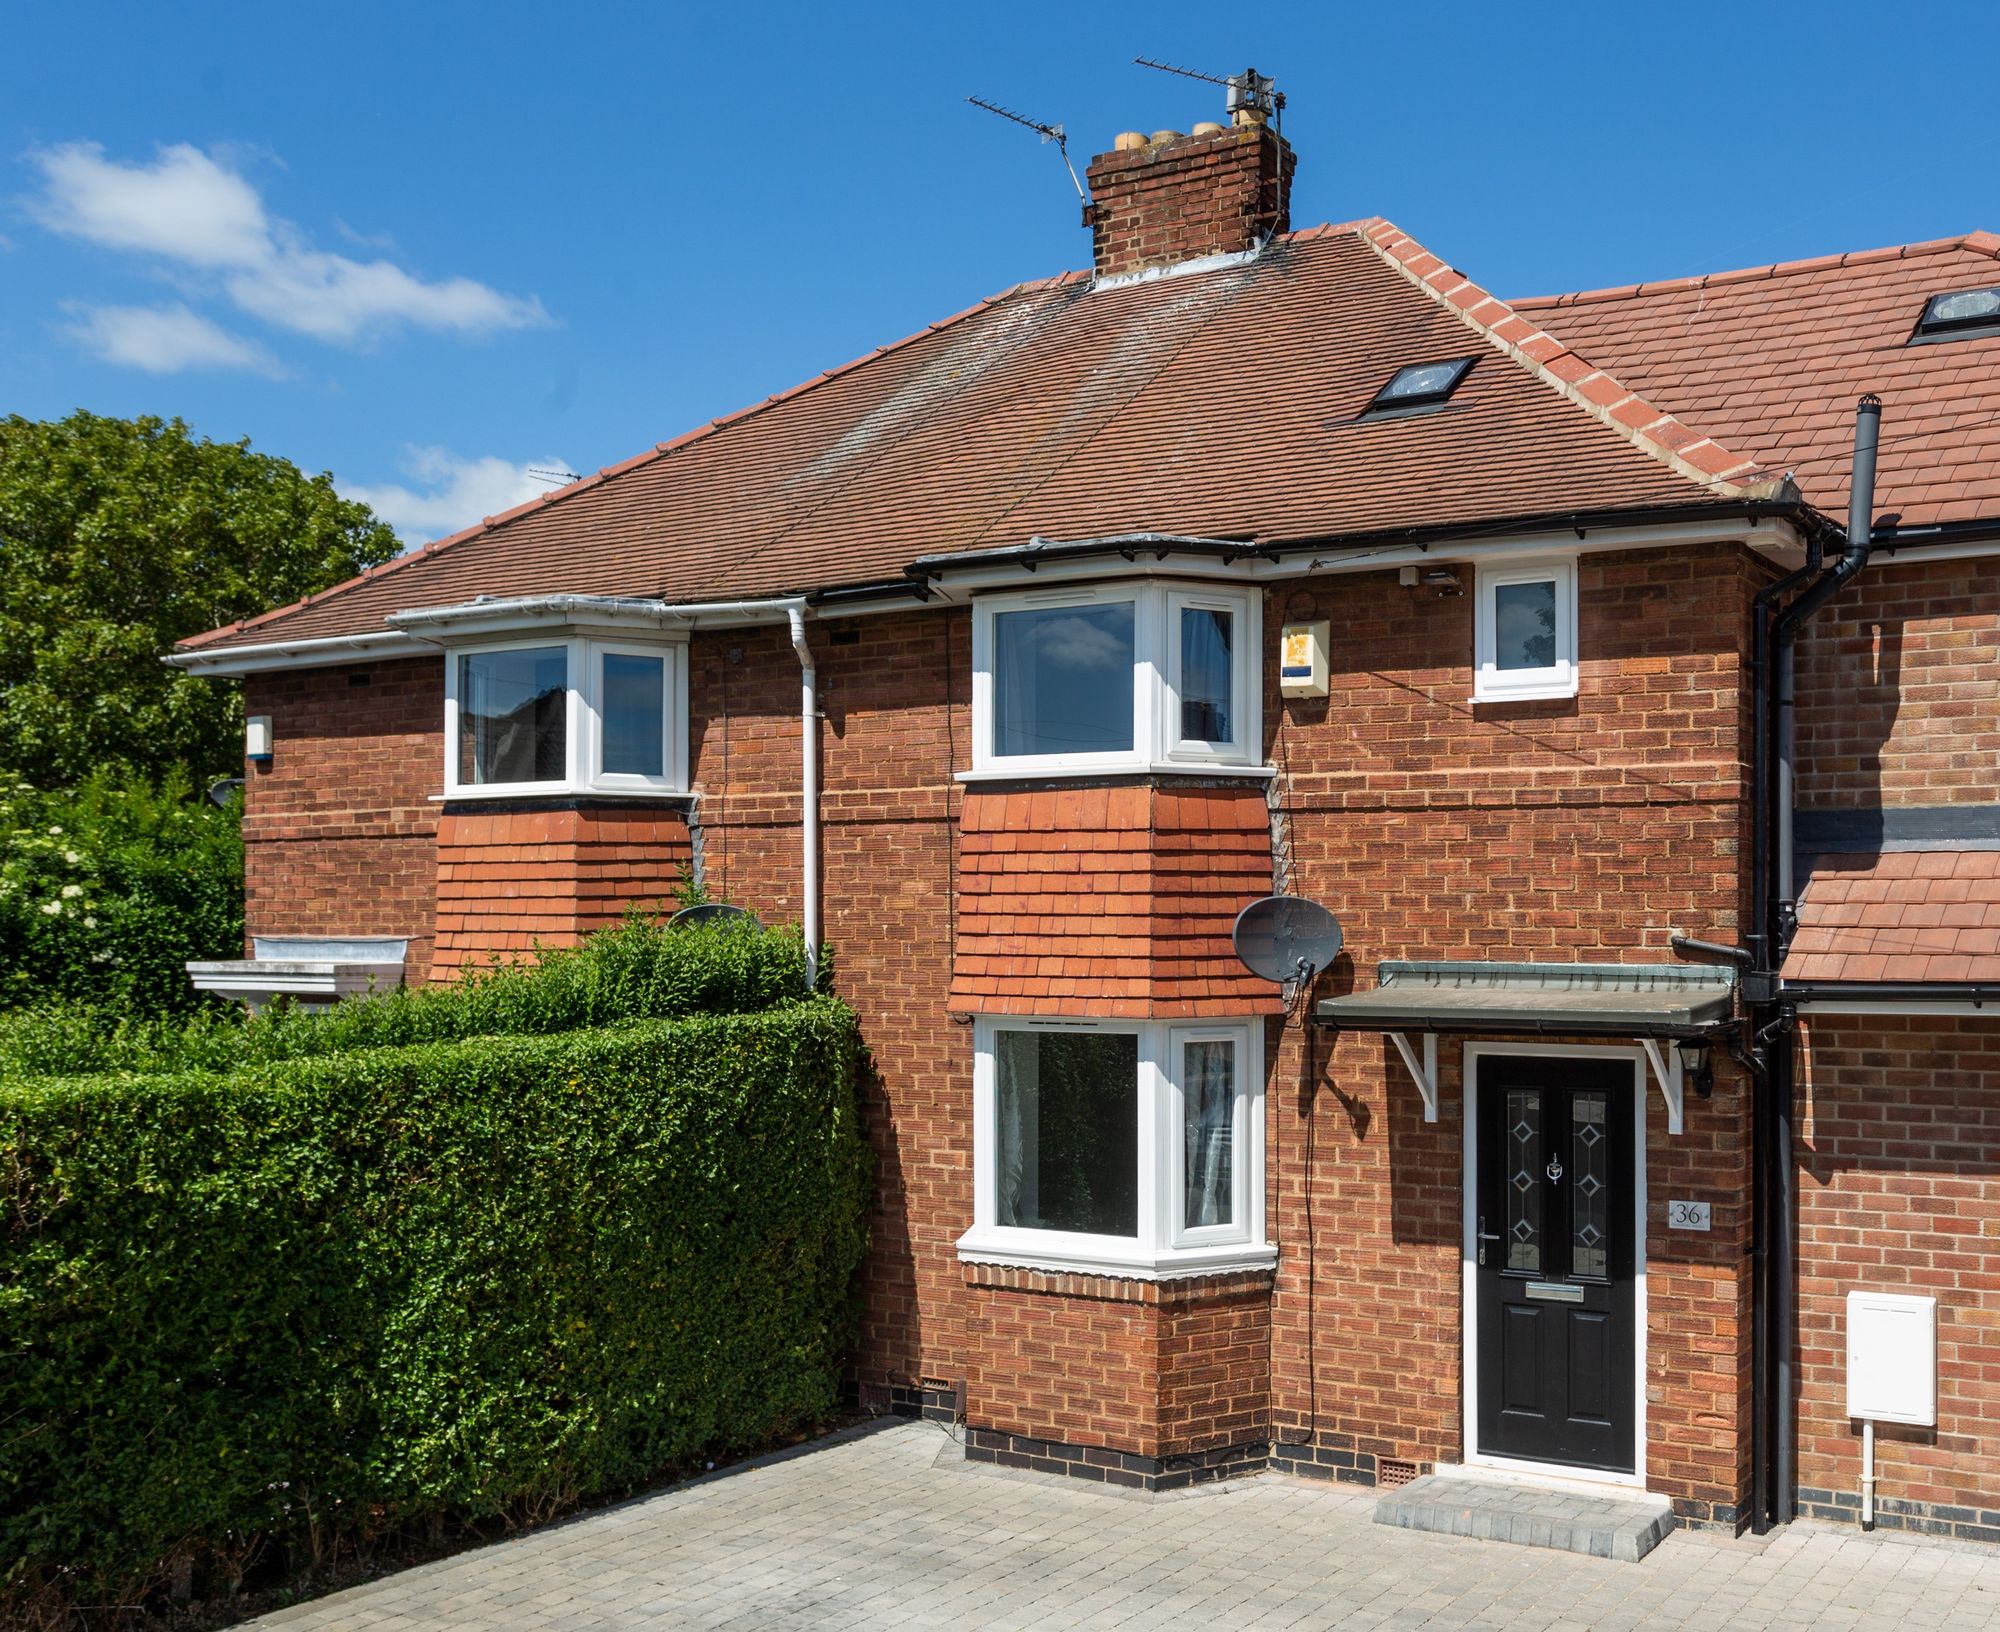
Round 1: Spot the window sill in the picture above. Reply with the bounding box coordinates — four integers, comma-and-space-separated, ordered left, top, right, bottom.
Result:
431, 786, 694, 803
1471, 681, 1579, 705
955, 1229, 1277, 1282
956, 762, 1276, 784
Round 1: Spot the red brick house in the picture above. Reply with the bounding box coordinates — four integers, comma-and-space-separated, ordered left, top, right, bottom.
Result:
173, 104, 2000, 1540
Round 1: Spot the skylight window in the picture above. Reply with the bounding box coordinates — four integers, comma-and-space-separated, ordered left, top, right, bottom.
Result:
1367, 356, 1475, 414
1913, 286, 2000, 342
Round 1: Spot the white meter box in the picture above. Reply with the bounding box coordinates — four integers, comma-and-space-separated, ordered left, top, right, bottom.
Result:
1846, 1290, 1937, 1426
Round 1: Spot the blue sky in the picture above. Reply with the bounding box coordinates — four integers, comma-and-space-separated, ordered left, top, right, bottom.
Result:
4, 1, 1995, 543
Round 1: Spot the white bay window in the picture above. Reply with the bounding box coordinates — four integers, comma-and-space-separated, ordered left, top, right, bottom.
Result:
961, 1016, 1272, 1278
443, 636, 687, 797
971, 581, 1261, 774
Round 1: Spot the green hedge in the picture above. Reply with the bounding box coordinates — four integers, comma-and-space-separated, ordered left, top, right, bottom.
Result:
0, 998, 869, 1609
0, 914, 821, 1080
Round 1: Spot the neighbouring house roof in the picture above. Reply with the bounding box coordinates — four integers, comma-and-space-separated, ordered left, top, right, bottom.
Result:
1518, 233, 2000, 532
178, 219, 1783, 657
1782, 849, 2000, 985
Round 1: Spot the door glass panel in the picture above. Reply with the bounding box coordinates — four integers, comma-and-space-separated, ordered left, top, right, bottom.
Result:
1182, 1038, 1235, 1229
1570, 1091, 1609, 1279
1506, 1087, 1542, 1273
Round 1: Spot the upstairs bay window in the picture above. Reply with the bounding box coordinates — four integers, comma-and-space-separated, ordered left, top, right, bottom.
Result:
443, 637, 686, 797
971, 582, 1261, 773
960, 1016, 1271, 1279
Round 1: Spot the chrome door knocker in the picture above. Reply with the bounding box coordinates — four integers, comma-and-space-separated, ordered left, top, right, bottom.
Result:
1546, 1156, 1564, 1182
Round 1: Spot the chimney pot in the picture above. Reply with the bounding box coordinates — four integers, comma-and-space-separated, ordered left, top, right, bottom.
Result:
1149, 130, 1182, 145
1114, 130, 1148, 152
1191, 121, 1226, 136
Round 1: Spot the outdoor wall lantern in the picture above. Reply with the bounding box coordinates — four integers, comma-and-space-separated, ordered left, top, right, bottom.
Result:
1676, 1038, 1714, 1098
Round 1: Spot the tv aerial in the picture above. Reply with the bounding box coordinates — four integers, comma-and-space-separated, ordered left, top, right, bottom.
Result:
1132, 58, 1284, 134
966, 95, 1086, 203
1232, 895, 1342, 994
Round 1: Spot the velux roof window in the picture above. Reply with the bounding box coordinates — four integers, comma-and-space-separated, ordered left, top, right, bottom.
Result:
1913, 286, 2000, 343
1367, 356, 1475, 415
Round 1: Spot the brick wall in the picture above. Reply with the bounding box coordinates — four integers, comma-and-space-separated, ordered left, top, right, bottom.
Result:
431, 804, 692, 979
1795, 553, 2000, 810
1265, 544, 1761, 1523
1083, 125, 1294, 281
961, 1263, 1272, 1459
1795, 1014, 2000, 1535
242, 658, 442, 980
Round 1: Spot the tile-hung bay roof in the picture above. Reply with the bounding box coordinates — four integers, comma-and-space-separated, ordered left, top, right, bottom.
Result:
179, 219, 1790, 656
1782, 850, 2000, 985
1518, 234, 2000, 532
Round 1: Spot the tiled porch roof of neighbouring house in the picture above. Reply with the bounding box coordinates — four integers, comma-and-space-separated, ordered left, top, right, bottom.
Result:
176, 218, 1792, 657
1519, 233, 2000, 533
1782, 850, 2000, 984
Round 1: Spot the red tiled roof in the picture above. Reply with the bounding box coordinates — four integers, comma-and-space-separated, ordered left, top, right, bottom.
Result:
1518, 234, 2000, 531
1782, 849, 2000, 984
182, 221, 1733, 654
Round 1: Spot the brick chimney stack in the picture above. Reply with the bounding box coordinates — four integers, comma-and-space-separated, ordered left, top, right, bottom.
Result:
1083, 118, 1296, 282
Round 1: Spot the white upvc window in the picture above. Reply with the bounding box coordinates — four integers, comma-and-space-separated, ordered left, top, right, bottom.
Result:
1473, 556, 1579, 703
959, 1015, 1272, 1279
442, 637, 687, 797
970, 580, 1262, 774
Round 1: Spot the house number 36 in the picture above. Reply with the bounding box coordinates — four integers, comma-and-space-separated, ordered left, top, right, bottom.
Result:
1668, 1200, 1712, 1231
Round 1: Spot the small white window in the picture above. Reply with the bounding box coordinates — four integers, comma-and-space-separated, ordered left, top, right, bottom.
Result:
971, 580, 1260, 774
443, 637, 686, 797
1474, 557, 1578, 703
960, 1016, 1271, 1279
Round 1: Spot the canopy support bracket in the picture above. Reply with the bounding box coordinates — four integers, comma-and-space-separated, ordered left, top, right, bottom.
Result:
1640, 1037, 1685, 1135
1389, 1032, 1439, 1123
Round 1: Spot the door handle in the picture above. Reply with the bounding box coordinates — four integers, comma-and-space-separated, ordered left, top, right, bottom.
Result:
1477, 1215, 1500, 1266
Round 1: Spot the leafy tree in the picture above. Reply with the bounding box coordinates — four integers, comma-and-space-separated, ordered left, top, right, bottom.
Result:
0, 411, 399, 787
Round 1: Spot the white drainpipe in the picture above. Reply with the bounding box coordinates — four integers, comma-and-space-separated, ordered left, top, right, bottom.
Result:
785, 604, 821, 993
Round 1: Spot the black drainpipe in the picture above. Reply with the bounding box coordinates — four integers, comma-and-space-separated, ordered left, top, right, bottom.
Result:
1752, 393, 1881, 1529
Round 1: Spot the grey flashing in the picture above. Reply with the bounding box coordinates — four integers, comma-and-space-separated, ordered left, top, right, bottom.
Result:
1798, 804, 2000, 856
1315, 960, 1735, 1037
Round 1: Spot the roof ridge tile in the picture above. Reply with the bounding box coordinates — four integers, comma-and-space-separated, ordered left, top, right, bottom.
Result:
1514, 230, 2000, 310
1360, 220, 1789, 501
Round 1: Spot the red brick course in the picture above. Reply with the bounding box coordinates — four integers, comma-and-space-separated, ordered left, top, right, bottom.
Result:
1796, 1015, 2000, 1520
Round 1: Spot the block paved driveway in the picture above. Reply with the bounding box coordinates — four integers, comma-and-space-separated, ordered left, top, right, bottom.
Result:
259, 1420, 2000, 1630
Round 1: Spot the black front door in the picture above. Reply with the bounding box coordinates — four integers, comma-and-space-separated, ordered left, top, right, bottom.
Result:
1474, 1053, 1637, 1473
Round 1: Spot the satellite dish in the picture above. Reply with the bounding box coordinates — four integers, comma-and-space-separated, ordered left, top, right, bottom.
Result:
668, 903, 761, 931
1231, 895, 1343, 987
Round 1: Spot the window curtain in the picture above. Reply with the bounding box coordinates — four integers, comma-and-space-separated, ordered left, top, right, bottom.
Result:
1183, 1040, 1234, 1229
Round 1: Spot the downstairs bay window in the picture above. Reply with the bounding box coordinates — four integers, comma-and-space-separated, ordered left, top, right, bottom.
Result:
970, 581, 1261, 774
960, 1016, 1272, 1278
444, 637, 687, 797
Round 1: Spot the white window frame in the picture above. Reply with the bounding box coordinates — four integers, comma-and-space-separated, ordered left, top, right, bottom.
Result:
969, 580, 1261, 775
959, 1014, 1272, 1280
1473, 555, 1579, 703
442, 636, 688, 798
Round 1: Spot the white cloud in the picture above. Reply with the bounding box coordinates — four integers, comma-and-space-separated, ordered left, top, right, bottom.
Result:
63, 302, 282, 376
26, 142, 548, 347
342, 447, 567, 544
